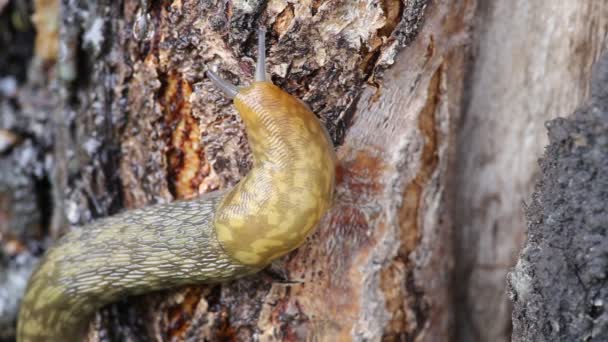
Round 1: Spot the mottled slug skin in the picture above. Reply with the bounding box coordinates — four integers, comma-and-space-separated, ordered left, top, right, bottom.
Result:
215, 82, 336, 266
17, 192, 259, 342
17, 81, 336, 342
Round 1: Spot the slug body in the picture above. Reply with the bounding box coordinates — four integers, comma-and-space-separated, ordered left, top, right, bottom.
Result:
17, 29, 336, 342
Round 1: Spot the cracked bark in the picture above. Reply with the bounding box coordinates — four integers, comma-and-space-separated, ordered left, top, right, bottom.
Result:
4, 0, 606, 341
5, 0, 606, 341
1, 0, 472, 341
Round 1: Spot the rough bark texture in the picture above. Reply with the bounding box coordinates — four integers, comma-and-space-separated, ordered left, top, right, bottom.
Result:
0, 1, 49, 339
1, 0, 473, 341
509, 52, 608, 342
454, 2, 608, 341
5, 0, 606, 341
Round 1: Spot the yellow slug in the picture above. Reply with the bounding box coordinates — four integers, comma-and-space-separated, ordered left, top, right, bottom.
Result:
16, 29, 336, 342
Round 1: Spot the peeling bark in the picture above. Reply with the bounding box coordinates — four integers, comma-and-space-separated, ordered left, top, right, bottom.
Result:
4, 0, 608, 341
1, 0, 472, 340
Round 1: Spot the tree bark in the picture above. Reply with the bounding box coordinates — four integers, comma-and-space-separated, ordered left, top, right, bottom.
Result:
5, 1, 608, 341
509, 51, 608, 342
454, 2, 608, 341
1, 0, 473, 341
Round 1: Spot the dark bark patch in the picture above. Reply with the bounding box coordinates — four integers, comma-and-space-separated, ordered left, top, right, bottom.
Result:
510, 52, 608, 341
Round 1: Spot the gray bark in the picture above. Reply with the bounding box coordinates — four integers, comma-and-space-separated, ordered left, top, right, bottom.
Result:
454, 2, 608, 341
509, 51, 608, 341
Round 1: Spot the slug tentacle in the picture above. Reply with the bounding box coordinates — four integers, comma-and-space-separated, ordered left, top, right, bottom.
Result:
207, 28, 268, 97
255, 27, 267, 82
206, 70, 238, 99
17, 26, 335, 342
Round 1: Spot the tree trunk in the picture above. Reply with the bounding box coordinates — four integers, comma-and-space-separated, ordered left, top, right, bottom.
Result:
5, 0, 605, 341
509, 50, 608, 342
454, 2, 608, 341
1, 0, 473, 341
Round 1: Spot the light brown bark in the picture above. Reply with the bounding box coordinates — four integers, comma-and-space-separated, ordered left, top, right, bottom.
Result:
109, 0, 470, 340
